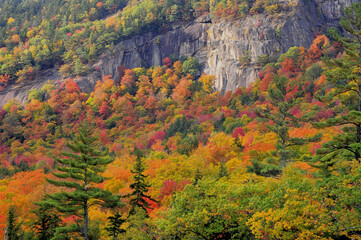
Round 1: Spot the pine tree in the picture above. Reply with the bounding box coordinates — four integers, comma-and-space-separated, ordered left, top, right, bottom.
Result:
313, 2, 361, 170
105, 212, 126, 240
38, 123, 122, 240
126, 152, 156, 217
257, 75, 321, 170
5, 206, 22, 240
33, 204, 61, 240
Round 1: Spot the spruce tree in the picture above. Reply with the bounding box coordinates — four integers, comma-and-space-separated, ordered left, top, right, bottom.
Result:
5, 206, 22, 240
105, 212, 126, 240
38, 123, 121, 240
33, 204, 61, 240
126, 152, 156, 217
313, 2, 361, 170
256, 75, 321, 170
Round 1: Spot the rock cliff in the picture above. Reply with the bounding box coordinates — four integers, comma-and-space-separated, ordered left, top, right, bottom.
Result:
0, 0, 358, 106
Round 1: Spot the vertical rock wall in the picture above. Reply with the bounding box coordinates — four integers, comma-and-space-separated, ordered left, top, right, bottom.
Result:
0, 0, 359, 106
82, 0, 361, 93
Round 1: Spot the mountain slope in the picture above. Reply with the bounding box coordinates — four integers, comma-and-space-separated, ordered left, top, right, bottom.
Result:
0, 0, 358, 106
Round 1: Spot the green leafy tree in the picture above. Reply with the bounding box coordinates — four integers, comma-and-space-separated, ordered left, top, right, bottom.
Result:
182, 57, 201, 77
193, 168, 202, 185
157, 179, 253, 239
38, 123, 121, 240
217, 160, 229, 179
313, 2, 361, 170
124, 207, 154, 240
314, 166, 361, 238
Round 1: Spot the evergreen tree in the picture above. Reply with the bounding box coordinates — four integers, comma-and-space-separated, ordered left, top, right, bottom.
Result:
105, 212, 126, 240
5, 206, 22, 240
313, 2, 361, 170
38, 123, 121, 240
257, 75, 320, 169
33, 204, 61, 240
126, 152, 156, 217
246, 159, 282, 177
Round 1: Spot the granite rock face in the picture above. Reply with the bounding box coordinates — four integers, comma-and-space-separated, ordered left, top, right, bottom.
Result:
0, 69, 61, 107
316, 0, 359, 20
0, 0, 358, 106
97, 15, 210, 83
205, 0, 360, 92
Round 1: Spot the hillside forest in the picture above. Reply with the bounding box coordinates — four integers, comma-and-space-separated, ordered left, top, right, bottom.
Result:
0, 0, 295, 88
0, 1, 361, 240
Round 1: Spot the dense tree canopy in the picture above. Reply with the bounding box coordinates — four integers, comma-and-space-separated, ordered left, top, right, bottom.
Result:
0, 2, 361, 239
0, 0, 293, 86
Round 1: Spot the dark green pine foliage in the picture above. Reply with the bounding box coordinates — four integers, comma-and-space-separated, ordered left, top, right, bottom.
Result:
126, 153, 156, 217
6, 206, 22, 240
165, 115, 193, 139
33, 204, 61, 240
247, 159, 282, 177
257, 75, 321, 170
312, 2, 361, 171
38, 124, 121, 240
105, 212, 126, 240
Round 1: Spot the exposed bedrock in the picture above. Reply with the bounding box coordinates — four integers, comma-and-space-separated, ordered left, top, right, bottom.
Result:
0, 0, 359, 106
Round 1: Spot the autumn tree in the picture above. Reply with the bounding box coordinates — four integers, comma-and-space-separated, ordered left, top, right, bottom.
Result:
247, 167, 335, 239
217, 160, 229, 179
193, 168, 202, 185
123, 207, 155, 240
38, 123, 121, 240
158, 179, 252, 239
199, 74, 215, 94
313, 2, 361, 170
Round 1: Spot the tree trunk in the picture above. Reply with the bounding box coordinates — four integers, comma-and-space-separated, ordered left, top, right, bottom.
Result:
84, 200, 88, 240
357, 84, 361, 162
281, 113, 287, 168
84, 167, 88, 240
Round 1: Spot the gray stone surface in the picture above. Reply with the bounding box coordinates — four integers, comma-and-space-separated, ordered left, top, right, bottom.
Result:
0, 0, 359, 106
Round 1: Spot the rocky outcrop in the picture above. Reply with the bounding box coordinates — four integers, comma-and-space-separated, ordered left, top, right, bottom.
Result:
205, 0, 360, 91
96, 16, 210, 83
316, 0, 358, 20
0, 0, 358, 106
0, 69, 60, 107
95, 0, 358, 92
